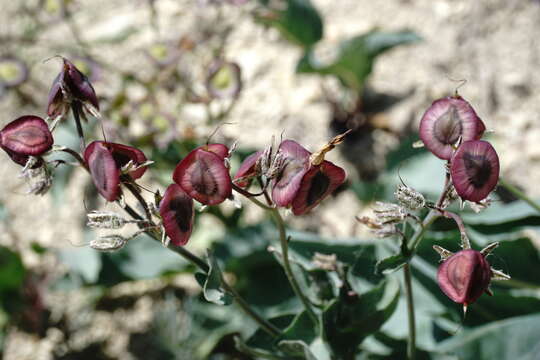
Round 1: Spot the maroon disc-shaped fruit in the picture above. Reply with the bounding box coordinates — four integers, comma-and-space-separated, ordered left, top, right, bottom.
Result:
172, 144, 232, 205
450, 140, 499, 202
272, 140, 311, 207
159, 184, 195, 246
291, 160, 346, 215
233, 150, 263, 188
47, 58, 99, 117
437, 249, 492, 305
84, 142, 121, 201
84, 141, 148, 201
419, 96, 485, 160
0, 116, 53, 165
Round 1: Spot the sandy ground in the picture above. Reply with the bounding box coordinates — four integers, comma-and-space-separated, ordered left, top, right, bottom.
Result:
1, 0, 540, 358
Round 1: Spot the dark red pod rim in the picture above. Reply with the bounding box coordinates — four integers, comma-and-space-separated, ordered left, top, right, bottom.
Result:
159, 183, 195, 246
272, 140, 311, 207
172, 146, 232, 205
450, 140, 499, 202
84, 141, 121, 201
63, 59, 100, 110
46, 71, 65, 117
0, 115, 53, 156
437, 249, 492, 305
106, 142, 148, 180
291, 160, 346, 215
419, 96, 484, 160
233, 150, 263, 188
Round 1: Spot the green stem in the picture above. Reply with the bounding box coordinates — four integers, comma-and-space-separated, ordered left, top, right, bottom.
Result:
403, 263, 416, 360
499, 178, 540, 213
121, 202, 280, 337
270, 208, 319, 327
408, 210, 439, 252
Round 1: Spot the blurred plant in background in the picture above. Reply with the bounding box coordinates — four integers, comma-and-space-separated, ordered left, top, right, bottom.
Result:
1, 1, 540, 360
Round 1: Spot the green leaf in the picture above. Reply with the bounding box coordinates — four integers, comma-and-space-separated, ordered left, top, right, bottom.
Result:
297, 30, 421, 91
436, 314, 540, 360
199, 250, 232, 306
375, 253, 408, 274
0, 246, 25, 292
259, 0, 323, 48
322, 279, 400, 358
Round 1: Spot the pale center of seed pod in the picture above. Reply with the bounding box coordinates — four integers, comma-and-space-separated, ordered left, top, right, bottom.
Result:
434, 105, 462, 145
191, 159, 218, 195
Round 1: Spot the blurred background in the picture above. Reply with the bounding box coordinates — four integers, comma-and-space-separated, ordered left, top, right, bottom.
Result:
0, 0, 540, 359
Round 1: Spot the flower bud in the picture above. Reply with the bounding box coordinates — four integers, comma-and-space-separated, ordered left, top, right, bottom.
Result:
437, 249, 492, 306
47, 57, 99, 118
159, 184, 194, 246
172, 144, 232, 205
0, 116, 54, 166
90, 235, 128, 252
450, 140, 499, 202
84, 141, 148, 201
87, 211, 127, 229
419, 96, 485, 160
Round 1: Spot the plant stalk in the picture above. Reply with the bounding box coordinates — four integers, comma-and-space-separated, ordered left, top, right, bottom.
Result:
403, 263, 416, 360
270, 208, 319, 327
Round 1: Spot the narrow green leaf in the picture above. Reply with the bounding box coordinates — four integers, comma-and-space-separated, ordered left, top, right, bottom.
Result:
375, 253, 408, 274
201, 250, 232, 306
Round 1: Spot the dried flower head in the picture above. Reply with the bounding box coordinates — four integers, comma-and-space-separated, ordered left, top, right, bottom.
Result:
172, 144, 232, 205
419, 96, 485, 160
450, 140, 499, 202
89, 235, 128, 252
394, 184, 425, 211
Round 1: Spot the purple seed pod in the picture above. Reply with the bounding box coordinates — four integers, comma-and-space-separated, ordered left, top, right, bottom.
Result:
271, 139, 346, 214
450, 140, 499, 202
172, 144, 232, 205
206, 60, 242, 99
0, 57, 29, 88
233, 150, 263, 188
84, 141, 149, 201
47, 57, 99, 117
437, 249, 492, 306
291, 160, 346, 215
159, 184, 195, 246
271, 140, 311, 207
419, 96, 485, 160
0, 116, 53, 166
